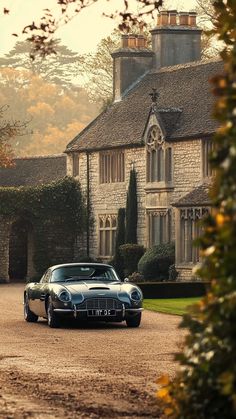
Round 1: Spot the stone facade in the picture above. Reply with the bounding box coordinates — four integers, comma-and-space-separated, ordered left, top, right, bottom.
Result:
68, 147, 147, 258
67, 135, 204, 280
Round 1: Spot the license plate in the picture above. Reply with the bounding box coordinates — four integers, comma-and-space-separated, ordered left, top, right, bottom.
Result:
87, 309, 116, 317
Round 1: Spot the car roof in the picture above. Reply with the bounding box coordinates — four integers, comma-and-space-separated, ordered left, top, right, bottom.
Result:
50, 263, 113, 271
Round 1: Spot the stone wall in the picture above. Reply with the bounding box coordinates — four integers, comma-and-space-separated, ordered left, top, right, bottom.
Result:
175, 265, 199, 282
0, 216, 11, 282
0, 213, 77, 282
171, 139, 202, 204
68, 147, 147, 259
170, 138, 202, 244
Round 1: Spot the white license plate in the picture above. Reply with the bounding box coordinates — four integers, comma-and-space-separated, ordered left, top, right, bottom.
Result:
87, 309, 116, 317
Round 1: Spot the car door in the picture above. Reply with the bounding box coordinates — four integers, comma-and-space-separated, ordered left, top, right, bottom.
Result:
28, 273, 45, 315
30, 270, 51, 317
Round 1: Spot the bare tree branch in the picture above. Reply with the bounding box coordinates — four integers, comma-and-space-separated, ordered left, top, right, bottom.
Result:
3, 0, 162, 58
0, 105, 28, 167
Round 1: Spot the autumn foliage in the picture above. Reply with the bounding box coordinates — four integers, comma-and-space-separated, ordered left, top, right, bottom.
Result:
157, 1, 236, 417
0, 67, 98, 156
0, 105, 27, 167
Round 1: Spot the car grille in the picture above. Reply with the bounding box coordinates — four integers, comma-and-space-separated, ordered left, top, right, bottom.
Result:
77, 298, 123, 310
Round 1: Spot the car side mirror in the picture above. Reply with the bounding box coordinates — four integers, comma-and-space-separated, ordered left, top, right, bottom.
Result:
123, 277, 129, 283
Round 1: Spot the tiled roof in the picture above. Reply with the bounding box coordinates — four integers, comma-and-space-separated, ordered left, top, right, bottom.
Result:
66, 59, 223, 152
173, 182, 212, 207
0, 154, 67, 187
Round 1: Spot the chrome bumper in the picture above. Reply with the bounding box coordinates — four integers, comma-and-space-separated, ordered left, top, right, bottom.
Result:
53, 305, 143, 319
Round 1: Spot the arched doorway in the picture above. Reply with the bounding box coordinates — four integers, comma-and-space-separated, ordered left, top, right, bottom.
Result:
9, 218, 34, 281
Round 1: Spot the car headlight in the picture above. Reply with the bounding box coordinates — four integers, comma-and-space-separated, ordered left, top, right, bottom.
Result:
130, 289, 142, 302
58, 290, 71, 302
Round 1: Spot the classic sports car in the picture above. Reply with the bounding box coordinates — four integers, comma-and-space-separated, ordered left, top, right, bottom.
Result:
24, 263, 143, 328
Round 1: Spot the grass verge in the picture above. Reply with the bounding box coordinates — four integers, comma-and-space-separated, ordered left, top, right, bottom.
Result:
143, 298, 201, 316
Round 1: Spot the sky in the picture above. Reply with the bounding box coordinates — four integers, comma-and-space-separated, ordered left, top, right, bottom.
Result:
1, 0, 198, 56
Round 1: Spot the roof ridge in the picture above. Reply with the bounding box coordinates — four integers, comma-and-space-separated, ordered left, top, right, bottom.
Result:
150, 58, 222, 74
13, 154, 66, 160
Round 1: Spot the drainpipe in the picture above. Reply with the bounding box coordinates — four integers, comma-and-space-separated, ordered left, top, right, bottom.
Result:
86, 152, 90, 258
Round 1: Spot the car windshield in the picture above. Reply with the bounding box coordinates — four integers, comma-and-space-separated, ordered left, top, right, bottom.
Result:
51, 265, 119, 283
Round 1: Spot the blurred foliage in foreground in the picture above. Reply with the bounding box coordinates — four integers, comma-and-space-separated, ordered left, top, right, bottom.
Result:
157, 1, 236, 418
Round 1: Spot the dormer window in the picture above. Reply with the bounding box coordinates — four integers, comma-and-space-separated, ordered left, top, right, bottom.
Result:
146, 126, 172, 183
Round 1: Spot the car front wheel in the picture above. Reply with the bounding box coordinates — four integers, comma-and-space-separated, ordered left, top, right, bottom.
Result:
126, 312, 142, 328
24, 295, 38, 322
47, 297, 60, 328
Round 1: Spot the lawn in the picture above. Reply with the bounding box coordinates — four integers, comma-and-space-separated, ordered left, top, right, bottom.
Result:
143, 298, 201, 315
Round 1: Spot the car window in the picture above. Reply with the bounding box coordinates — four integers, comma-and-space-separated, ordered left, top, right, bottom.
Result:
51, 266, 119, 282
40, 270, 51, 283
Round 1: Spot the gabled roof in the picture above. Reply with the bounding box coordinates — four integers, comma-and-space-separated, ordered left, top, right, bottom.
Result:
66, 59, 223, 153
173, 182, 212, 207
0, 154, 67, 187
142, 107, 182, 140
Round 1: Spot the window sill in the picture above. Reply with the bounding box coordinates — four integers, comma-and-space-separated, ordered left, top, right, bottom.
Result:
98, 256, 113, 260
145, 182, 174, 192
176, 262, 199, 268
99, 181, 125, 185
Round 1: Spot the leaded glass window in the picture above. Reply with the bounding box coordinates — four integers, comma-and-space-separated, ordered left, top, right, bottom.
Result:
99, 151, 125, 183
180, 207, 210, 263
99, 215, 117, 257
202, 139, 213, 178
147, 209, 171, 247
146, 126, 172, 183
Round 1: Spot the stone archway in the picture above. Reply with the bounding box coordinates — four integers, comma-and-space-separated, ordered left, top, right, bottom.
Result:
8, 218, 36, 282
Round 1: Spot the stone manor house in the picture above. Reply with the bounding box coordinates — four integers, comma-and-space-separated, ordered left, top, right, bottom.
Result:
0, 10, 223, 281
66, 10, 222, 280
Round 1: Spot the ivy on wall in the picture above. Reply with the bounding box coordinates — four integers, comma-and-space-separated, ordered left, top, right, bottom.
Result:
0, 177, 86, 275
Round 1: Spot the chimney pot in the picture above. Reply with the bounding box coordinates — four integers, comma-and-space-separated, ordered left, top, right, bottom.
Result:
158, 10, 168, 26
136, 35, 147, 48
122, 34, 147, 49
179, 12, 189, 26
121, 34, 129, 48
168, 10, 177, 25
127, 35, 136, 48
188, 11, 197, 27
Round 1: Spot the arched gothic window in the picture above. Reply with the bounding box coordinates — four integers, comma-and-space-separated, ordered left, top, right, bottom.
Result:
146, 126, 172, 183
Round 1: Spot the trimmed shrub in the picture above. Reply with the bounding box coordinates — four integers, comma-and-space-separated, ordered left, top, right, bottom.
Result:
128, 271, 144, 283
119, 244, 145, 277
138, 243, 175, 281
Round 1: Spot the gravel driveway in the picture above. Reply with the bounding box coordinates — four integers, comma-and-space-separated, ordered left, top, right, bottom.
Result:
0, 284, 184, 418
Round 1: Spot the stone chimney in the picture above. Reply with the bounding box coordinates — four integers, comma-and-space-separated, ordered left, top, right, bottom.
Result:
151, 10, 202, 69
111, 34, 154, 102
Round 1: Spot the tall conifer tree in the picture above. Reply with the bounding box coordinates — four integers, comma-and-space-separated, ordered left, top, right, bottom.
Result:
125, 169, 137, 244
113, 207, 126, 278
